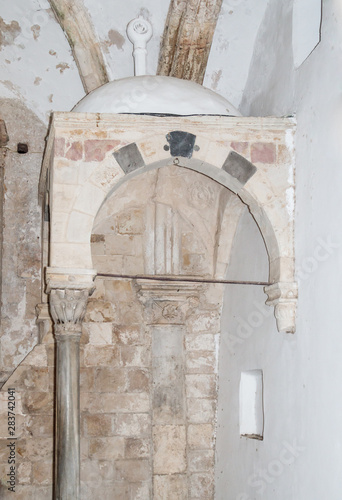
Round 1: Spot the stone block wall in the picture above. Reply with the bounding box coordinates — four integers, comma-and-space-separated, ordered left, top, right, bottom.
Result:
0, 164, 226, 499
0, 100, 47, 384
0, 276, 223, 499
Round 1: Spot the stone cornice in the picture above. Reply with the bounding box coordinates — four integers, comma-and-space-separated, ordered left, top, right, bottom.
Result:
50, 111, 296, 133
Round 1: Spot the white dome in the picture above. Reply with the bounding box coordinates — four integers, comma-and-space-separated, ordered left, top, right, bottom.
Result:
73, 75, 241, 116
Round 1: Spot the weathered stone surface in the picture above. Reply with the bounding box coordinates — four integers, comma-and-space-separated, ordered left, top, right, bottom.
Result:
83, 414, 113, 437
187, 398, 216, 424
127, 369, 149, 393
188, 424, 214, 449
80, 459, 116, 482
120, 346, 150, 368
113, 324, 145, 346
84, 300, 116, 322
230, 141, 249, 155
25, 438, 53, 462
80, 367, 96, 392
0, 118, 9, 146
65, 141, 83, 161
154, 474, 188, 500
189, 472, 214, 498
222, 151, 257, 184
186, 351, 216, 373
22, 392, 54, 415
125, 438, 150, 459
89, 437, 125, 459
84, 322, 113, 345
117, 208, 145, 235
18, 460, 32, 484
85, 139, 120, 162
0, 100, 45, 380
3, 366, 48, 392
153, 425, 186, 474
95, 367, 127, 393
81, 393, 150, 414
188, 449, 215, 472
186, 374, 216, 398
251, 142, 276, 164
185, 333, 216, 351
25, 415, 54, 437
130, 482, 152, 500
115, 459, 150, 482
83, 345, 120, 367
113, 143, 145, 174
189, 311, 220, 334
32, 460, 53, 485
114, 413, 151, 437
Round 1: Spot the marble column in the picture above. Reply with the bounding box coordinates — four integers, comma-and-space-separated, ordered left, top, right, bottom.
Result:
48, 285, 91, 500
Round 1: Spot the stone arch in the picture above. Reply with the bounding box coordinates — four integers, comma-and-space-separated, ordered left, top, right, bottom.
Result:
46, 112, 297, 333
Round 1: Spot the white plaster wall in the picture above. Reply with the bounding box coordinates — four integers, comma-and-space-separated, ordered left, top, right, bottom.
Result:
218, 0, 342, 498
216, 208, 299, 500
81, 0, 170, 80
0, 0, 85, 122
239, 0, 295, 116
204, 0, 269, 109
0, 0, 270, 121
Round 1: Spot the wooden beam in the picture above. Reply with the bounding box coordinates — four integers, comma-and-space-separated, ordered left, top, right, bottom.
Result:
48, 0, 109, 93
157, 0, 223, 84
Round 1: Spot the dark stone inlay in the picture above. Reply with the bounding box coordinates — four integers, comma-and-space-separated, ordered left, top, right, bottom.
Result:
17, 142, 28, 154
166, 131, 196, 158
222, 151, 257, 185
113, 143, 145, 174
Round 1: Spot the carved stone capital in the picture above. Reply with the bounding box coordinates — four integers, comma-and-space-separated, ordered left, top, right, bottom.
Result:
264, 282, 298, 334
49, 289, 89, 325
134, 278, 204, 325
54, 322, 82, 341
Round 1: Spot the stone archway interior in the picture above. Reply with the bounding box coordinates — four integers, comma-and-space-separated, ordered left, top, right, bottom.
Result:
79, 164, 268, 497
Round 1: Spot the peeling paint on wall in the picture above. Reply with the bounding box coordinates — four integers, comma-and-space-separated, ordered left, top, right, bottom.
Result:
211, 69, 222, 90
0, 17, 21, 50
107, 29, 125, 50
56, 62, 70, 73
31, 24, 41, 40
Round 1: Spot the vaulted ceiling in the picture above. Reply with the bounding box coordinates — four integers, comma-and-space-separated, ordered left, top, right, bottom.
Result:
0, 0, 269, 123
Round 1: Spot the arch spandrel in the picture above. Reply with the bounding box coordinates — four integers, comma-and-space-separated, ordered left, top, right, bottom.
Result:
45, 112, 297, 333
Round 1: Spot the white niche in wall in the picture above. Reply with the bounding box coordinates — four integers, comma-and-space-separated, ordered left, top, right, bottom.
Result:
239, 370, 264, 440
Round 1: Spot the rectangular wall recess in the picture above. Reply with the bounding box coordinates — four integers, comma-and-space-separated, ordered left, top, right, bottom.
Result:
239, 369, 264, 440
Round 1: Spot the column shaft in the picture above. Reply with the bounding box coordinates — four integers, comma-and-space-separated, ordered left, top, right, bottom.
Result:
55, 327, 81, 500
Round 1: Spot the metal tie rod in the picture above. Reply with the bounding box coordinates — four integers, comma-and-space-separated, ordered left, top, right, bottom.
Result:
97, 273, 270, 286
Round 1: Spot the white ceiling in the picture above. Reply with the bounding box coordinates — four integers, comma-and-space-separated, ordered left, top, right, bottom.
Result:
0, 0, 269, 123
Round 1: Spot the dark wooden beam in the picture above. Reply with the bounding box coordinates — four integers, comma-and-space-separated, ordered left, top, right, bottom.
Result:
157, 0, 223, 84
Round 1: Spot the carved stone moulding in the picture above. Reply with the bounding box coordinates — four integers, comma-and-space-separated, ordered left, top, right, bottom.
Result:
134, 278, 205, 325
264, 282, 298, 334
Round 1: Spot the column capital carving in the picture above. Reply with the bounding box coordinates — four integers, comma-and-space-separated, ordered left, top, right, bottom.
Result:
134, 278, 204, 325
264, 281, 298, 334
49, 288, 89, 325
